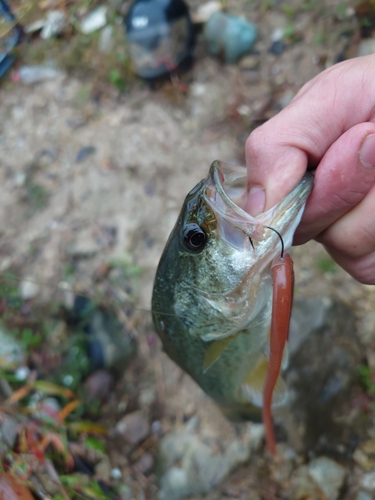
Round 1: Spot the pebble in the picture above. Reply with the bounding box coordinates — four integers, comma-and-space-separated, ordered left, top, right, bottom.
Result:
76, 146, 96, 163
110, 467, 122, 479
18, 66, 62, 85
307, 457, 346, 500
356, 492, 373, 500
158, 420, 261, 499
192, 1, 221, 23
290, 457, 346, 500
357, 38, 375, 58
14, 366, 30, 381
354, 439, 375, 471
360, 471, 375, 491
1, 418, 19, 448
83, 370, 114, 402
0, 328, 25, 367
116, 411, 150, 445
95, 458, 112, 481
204, 11, 257, 63
135, 452, 154, 475
19, 278, 39, 300
41, 10, 67, 39
99, 26, 114, 54
80, 6, 107, 34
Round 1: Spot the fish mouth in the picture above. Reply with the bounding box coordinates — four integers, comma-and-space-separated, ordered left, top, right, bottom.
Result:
204, 160, 314, 253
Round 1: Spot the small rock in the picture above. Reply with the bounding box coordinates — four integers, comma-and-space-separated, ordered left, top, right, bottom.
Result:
135, 452, 154, 475
41, 10, 67, 39
18, 66, 62, 85
139, 387, 156, 407
110, 467, 122, 479
116, 411, 150, 445
357, 38, 375, 57
95, 457, 112, 481
307, 457, 346, 500
1, 417, 19, 448
19, 278, 39, 300
354, 439, 375, 471
290, 458, 346, 500
356, 492, 373, 500
0, 327, 25, 368
14, 366, 30, 381
83, 370, 114, 402
80, 6, 107, 34
291, 465, 326, 500
284, 298, 363, 453
204, 12, 257, 63
66, 230, 100, 258
360, 471, 375, 491
278, 90, 295, 109
269, 40, 286, 55
157, 419, 260, 499
239, 55, 260, 70
13, 171, 26, 187
99, 26, 114, 54
192, 1, 221, 23
76, 146, 96, 163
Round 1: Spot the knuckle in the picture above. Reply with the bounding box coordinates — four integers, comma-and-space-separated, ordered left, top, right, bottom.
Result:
245, 126, 267, 156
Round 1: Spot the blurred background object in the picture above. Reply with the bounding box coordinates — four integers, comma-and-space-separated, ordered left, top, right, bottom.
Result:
0, 0, 22, 79
124, 0, 195, 80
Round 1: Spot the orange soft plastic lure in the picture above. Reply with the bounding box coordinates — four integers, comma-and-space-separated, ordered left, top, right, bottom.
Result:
262, 253, 294, 455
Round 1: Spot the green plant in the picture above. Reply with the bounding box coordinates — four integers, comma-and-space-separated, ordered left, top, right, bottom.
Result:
108, 68, 126, 91
317, 255, 337, 274
359, 364, 375, 395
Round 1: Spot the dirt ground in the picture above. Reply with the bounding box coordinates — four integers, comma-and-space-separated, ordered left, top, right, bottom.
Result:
1, 0, 375, 499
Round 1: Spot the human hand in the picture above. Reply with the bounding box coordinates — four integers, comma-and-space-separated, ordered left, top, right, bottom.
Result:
245, 54, 375, 284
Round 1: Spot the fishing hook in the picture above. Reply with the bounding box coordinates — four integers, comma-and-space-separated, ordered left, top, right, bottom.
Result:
264, 226, 284, 259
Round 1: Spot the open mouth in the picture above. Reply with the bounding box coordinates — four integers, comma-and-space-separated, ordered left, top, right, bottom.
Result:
204, 160, 314, 249
204, 160, 265, 242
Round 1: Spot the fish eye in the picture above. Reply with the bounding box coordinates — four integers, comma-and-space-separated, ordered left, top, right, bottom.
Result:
182, 223, 207, 252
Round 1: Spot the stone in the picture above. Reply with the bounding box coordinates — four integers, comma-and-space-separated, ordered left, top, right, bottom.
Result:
116, 411, 150, 445
80, 6, 107, 34
0, 326, 25, 368
307, 458, 346, 500
157, 418, 263, 499
360, 471, 375, 491
192, 1, 221, 24
19, 278, 39, 300
204, 12, 257, 63
356, 492, 373, 500
83, 370, 114, 402
95, 457, 112, 481
354, 439, 375, 471
290, 458, 346, 500
357, 39, 375, 57
282, 297, 364, 453
135, 452, 154, 475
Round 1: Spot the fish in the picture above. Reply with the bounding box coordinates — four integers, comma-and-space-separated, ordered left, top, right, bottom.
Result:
152, 160, 313, 430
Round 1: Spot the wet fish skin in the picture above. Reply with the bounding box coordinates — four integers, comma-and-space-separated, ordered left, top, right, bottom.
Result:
152, 161, 313, 420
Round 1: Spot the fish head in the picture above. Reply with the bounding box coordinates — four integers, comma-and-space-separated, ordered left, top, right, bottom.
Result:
152, 160, 313, 342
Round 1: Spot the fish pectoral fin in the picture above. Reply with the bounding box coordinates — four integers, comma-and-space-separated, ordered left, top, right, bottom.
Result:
203, 334, 239, 373
241, 355, 288, 408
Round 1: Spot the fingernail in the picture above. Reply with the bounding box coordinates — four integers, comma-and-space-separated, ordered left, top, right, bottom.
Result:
359, 133, 375, 169
246, 186, 266, 216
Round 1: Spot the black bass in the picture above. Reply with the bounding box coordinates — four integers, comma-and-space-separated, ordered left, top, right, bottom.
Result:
152, 161, 313, 422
